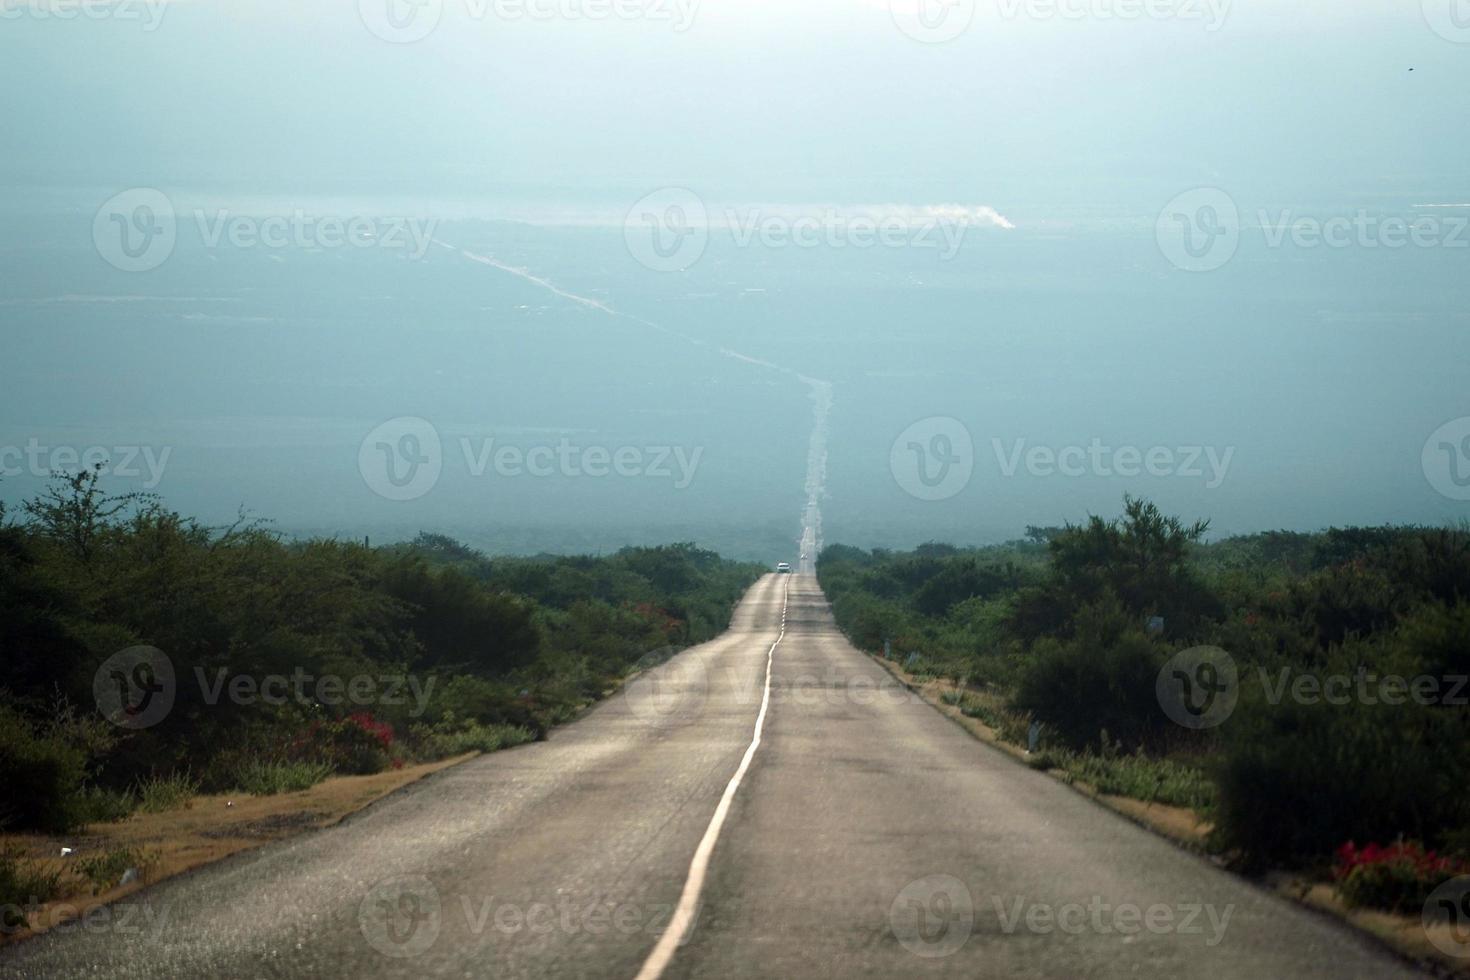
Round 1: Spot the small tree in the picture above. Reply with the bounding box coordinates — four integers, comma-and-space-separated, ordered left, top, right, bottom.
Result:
21, 464, 155, 562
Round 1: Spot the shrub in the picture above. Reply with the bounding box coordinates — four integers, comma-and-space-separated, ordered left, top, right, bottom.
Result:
1057, 745, 1216, 812
414, 720, 536, 759
1011, 611, 1165, 751
230, 759, 334, 796
1334, 841, 1470, 913
299, 713, 396, 776
0, 846, 62, 930
135, 772, 201, 813
74, 847, 153, 894
0, 705, 89, 833
1211, 681, 1469, 868
72, 785, 136, 824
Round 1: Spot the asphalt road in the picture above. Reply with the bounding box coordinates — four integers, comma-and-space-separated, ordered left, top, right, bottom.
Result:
1, 574, 1425, 979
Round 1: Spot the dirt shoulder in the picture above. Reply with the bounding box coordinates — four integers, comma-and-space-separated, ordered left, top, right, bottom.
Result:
1, 753, 475, 946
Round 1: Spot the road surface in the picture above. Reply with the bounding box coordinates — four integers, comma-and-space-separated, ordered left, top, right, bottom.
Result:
0, 574, 1424, 979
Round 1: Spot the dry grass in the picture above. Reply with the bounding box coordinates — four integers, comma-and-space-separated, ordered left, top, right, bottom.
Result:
0, 753, 474, 945
1270, 875, 1470, 977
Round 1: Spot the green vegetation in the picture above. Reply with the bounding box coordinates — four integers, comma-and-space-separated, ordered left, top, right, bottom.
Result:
227, 759, 336, 796
73, 847, 155, 894
0, 467, 763, 833
134, 772, 200, 814
0, 846, 62, 928
820, 497, 1470, 882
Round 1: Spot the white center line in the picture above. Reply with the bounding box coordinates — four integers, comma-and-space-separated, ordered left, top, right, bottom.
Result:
632, 575, 791, 980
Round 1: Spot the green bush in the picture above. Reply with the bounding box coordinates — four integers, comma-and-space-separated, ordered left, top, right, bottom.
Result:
135, 772, 201, 813
0, 706, 89, 833
74, 847, 152, 894
0, 846, 62, 929
72, 785, 137, 824
414, 720, 536, 759
230, 759, 334, 796
1334, 841, 1470, 914
1057, 745, 1216, 811
1212, 677, 1469, 867
1011, 614, 1165, 750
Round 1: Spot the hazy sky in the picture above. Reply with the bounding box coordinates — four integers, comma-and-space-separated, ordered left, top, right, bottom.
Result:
4, 0, 1467, 207
3, 0, 1469, 554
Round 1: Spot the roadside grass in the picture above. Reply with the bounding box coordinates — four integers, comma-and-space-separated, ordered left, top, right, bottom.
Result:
942, 688, 1032, 745
135, 773, 201, 814
72, 785, 136, 824
74, 847, 157, 895
0, 755, 473, 946
229, 760, 335, 796
1051, 749, 1216, 812
935, 681, 1216, 811
414, 722, 536, 759
0, 846, 62, 929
